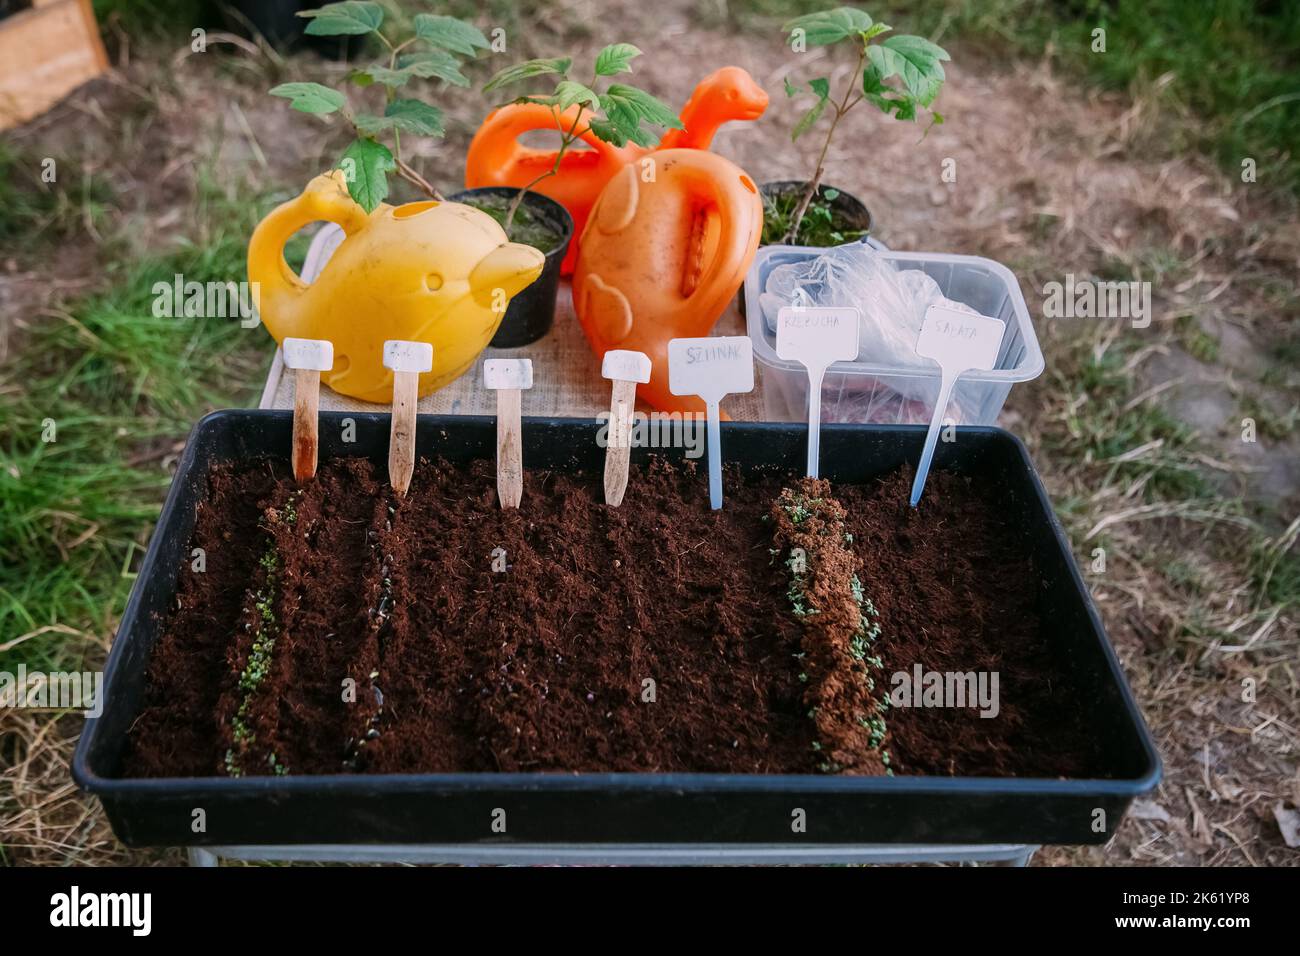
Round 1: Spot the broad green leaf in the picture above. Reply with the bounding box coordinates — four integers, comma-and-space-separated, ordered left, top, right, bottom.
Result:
398, 50, 470, 86
268, 82, 345, 114
555, 80, 600, 112
586, 117, 627, 147
808, 77, 830, 99
594, 43, 641, 76
413, 14, 488, 56
602, 84, 684, 130
784, 7, 873, 47
362, 51, 469, 90
355, 99, 445, 137
875, 34, 949, 106
863, 22, 891, 40
483, 57, 572, 94
791, 97, 828, 140
337, 137, 394, 213
298, 1, 382, 36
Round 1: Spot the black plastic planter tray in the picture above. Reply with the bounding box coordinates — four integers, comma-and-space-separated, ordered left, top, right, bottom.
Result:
73, 411, 1159, 848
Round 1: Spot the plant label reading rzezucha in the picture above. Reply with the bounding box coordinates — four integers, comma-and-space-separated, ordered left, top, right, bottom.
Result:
282, 338, 334, 483
483, 358, 534, 510
382, 340, 433, 498
775, 306, 860, 479
909, 305, 1005, 507
668, 336, 754, 510
600, 349, 652, 508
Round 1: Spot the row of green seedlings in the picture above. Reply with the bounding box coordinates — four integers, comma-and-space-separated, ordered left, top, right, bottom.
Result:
773, 486, 892, 775
224, 492, 301, 777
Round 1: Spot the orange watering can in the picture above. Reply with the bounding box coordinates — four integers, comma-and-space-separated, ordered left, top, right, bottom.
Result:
466, 66, 769, 274
572, 149, 763, 416
248, 171, 544, 404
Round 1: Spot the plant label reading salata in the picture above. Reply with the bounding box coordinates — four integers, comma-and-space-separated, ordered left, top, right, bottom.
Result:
776, 306, 861, 478
668, 336, 754, 511
910, 305, 1006, 507
915, 306, 1004, 372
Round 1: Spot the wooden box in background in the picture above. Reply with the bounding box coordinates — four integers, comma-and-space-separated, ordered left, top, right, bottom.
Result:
0, 0, 108, 131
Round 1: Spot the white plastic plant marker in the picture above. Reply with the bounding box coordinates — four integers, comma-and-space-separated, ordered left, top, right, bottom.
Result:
483, 358, 533, 510
382, 340, 433, 498
775, 306, 861, 479
601, 350, 652, 507
910, 305, 1006, 507
667, 336, 754, 510
282, 337, 334, 483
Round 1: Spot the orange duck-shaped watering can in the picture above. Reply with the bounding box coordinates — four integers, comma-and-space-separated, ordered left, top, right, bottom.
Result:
465, 66, 769, 274
572, 149, 764, 416
247, 171, 544, 404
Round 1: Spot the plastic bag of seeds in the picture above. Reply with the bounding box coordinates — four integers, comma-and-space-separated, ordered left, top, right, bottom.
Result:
759, 243, 977, 416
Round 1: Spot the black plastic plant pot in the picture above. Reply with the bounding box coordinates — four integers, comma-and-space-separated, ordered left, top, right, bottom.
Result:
73, 411, 1159, 848
760, 179, 873, 246
449, 187, 573, 349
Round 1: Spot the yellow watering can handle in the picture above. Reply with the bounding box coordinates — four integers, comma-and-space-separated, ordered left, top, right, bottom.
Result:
248, 170, 372, 324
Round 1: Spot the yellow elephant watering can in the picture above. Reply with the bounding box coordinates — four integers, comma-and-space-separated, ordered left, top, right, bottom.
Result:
248, 171, 545, 404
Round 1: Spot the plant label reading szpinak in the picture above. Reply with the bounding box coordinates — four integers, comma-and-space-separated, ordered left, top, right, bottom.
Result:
382, 340, 433, 374
776, 306, 860, 478
667, 336, 754, 405
668, 336, 754, 510
910, 305, 1006, 507
282, 337, 334, 371
483, 358, 534, 391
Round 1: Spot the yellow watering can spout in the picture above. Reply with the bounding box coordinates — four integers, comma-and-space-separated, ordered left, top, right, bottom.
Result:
470, 242, 549, 306
247, 171, 545, 404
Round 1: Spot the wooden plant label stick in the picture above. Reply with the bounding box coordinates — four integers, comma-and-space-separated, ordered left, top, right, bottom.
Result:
600, 349, 652, 507
382, 340, 433, 498
667, 336, 754, 510
776, 306, 860, 479
282, 337, 334, 483
909, 305, 1005, 507
483, 358, 533, 509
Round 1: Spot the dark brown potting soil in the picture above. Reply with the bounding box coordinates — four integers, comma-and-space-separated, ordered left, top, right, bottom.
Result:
123, 456, 1106, 780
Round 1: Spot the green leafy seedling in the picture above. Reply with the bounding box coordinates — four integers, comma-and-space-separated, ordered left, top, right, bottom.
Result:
269, 2, 489, 212
483, 43, 683, 235
782, 6, 950, 243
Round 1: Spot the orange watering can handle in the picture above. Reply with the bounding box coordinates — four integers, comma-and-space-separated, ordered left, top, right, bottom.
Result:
676, 165, 760, 301
471, 103, 627, 174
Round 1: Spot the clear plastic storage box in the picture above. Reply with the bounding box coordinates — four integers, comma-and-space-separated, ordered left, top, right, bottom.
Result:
744, 245, 1044, 425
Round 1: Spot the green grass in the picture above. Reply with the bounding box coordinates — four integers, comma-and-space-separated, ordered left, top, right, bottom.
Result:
725, 0, 1300, 194
0, 141, 115, 246
1044, 331, 1209, 499
0, 188, 277, 673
